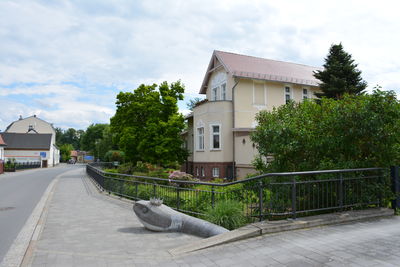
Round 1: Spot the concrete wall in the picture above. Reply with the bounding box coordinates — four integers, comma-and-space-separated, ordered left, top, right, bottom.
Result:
5, 150, 46, 163
4, 147, 59, 167
234, 79, 320, 128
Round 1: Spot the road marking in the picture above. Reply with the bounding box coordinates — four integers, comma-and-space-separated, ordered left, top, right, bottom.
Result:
0, 168, 78, 267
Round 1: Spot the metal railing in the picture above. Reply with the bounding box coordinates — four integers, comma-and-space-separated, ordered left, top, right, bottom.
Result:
4, 161, 41, 172
86, 163, 391, 220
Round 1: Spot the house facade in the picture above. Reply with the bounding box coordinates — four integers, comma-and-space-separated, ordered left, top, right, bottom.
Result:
182, 50, 321, 179
3, 115, 60, 167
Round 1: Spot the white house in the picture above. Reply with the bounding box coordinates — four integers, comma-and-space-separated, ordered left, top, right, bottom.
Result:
3, 115, 60, 167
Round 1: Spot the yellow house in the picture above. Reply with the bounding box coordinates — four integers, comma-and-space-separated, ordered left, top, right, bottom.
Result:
182, 50, 321, 179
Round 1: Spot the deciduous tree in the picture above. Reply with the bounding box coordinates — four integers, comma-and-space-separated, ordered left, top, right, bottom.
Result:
110, 81, 187, 165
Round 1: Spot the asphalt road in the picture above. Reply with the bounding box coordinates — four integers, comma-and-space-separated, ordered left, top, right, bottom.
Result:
0, 164, 79, 262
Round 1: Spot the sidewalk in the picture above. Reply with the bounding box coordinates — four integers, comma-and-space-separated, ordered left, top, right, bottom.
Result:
25, 168, 201, 266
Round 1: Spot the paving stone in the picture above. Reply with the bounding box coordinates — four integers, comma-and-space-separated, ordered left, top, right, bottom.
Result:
26, 167, 400, 266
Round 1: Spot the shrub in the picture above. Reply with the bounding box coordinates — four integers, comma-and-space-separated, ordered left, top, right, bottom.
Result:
104, 150, 125, 163
204, 200, 247, 230
252, 90, 400, 173
168, 171, 199, 187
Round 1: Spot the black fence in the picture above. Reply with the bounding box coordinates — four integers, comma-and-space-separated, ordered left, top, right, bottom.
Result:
4, 162, 41, 172
86, 163, 394, 221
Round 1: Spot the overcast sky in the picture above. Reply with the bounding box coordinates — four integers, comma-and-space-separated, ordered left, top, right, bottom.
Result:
1, 0, 399, 130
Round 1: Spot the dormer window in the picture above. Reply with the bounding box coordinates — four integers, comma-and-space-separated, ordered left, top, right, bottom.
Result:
209, 70, 227, 101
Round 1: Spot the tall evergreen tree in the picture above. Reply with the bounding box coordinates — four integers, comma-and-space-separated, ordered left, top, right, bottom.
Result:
314, 43, 367, 99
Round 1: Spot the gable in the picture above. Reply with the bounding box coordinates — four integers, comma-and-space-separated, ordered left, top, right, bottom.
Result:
199, 53, 229, 95
5, 116, 55, 134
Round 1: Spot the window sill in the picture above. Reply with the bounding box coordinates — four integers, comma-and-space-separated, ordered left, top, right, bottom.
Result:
196, 149, 205, 152
210, 148, 222, 151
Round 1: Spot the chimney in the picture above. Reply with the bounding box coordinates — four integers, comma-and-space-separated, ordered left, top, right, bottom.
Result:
19, 115, 23, 120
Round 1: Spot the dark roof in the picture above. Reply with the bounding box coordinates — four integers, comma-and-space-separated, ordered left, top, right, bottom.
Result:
0, 135, 6, 146
200, 50, 322, 94
0, 133, 52, 150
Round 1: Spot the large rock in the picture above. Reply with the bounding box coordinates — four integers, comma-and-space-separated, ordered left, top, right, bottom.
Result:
133, 199, 229, 238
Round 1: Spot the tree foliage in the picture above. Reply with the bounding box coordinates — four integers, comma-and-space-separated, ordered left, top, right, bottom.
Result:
186, 97, 204, 111
251, 90, 400, 172
110, 81, 188, 165
314, 43, 367, 99
55, 127, 84, 149
80, 123, 108, 153
59, 143, 74, 162
95, 125, 117, 161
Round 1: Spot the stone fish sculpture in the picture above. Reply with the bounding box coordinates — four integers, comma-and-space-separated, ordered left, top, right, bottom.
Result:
133, 198, 229, 238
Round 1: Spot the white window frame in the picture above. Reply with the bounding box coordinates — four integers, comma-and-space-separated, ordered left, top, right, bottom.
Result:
209, 123, 222, 150
253, 81, 267, 107
212, 167, 220, 178
284, 85, 293, 104
220, 83, 226, 100
212, 86, 219, 101
302, 88, 309, 100
196, 127, 204, 151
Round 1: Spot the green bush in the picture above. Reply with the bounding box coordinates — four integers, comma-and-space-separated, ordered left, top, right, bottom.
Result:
252, 90, 400, 173
104, 150, 125, 163
204, 200, 247, 230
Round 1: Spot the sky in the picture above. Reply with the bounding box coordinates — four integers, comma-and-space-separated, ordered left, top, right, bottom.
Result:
1, 0, 400, 130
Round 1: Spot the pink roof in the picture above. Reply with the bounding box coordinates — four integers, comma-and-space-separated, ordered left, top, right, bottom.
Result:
200, 50, 321, 94
0, 135, 6, 146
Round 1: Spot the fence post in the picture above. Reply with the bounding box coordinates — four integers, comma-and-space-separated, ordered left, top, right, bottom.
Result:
292, 177, 297, 219
258, 181, 263, 222
390, 166, 400, 211
135, 182, 138, 200
153, 183, 156, 198
339, 173, 343, 211
211, 186, 215, 208
176, 185, 180, 211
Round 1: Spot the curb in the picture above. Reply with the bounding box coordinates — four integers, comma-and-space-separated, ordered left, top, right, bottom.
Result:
169, 208, 394, 256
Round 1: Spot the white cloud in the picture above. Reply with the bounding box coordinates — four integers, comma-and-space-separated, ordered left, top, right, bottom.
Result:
1, 0, 400, 130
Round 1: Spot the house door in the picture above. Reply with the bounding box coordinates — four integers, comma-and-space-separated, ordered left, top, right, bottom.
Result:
42, 160, 48, 168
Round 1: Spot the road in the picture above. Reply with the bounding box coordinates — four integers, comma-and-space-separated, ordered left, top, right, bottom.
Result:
0, 164, 78, 262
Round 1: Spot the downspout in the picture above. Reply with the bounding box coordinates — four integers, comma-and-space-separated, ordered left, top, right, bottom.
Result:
231, 78, 240, 180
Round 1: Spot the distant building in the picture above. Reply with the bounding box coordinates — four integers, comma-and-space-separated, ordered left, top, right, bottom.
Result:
0, 135, 6, 174
70, 150, 93, 163
0, 134, 5, 161
2, 115, 60, 167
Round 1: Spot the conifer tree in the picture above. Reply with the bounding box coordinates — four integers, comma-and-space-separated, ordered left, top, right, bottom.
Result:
314, 43, 367, 99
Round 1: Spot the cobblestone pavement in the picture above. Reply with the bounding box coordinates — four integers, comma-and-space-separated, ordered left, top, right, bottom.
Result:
164, 216, 400, 267
28, 167, 201, 266
28, 167, 400, 266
